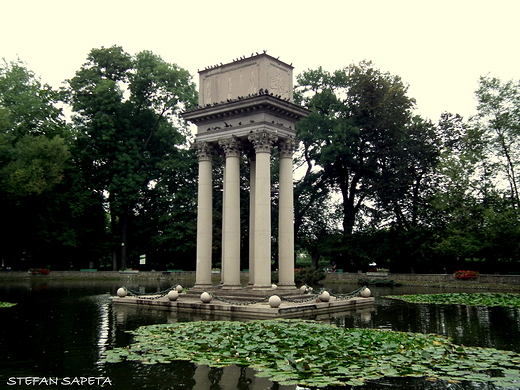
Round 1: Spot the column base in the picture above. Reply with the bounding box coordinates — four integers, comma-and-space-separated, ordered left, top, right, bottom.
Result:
192, 283, 214, 290
276, 283, 297, 290
220, 284, 242, 290
252, 284, 273, 291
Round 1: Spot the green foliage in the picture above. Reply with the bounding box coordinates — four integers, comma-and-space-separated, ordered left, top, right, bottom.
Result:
0, 59, 80, 268
67, 45, 198, 269
385, 293, 520, 308
1, 135, 70, 196
103, 319, 520, 388
0, 301, 17, 308
0, 59, 70, 196
295, 62, 426, 235
294, 267, 326, 286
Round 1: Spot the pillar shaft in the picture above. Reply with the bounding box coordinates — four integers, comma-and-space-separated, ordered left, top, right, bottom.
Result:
278, 138, 297, 288
195, 142, 213, 288
249, 130, 277, 289
219, 137, 241, 289
248, 157, 256, 285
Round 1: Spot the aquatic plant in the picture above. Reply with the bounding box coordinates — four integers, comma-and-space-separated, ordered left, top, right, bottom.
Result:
0, 301, 17, 308
385, 292, 520, 308
103, 319, 520, 388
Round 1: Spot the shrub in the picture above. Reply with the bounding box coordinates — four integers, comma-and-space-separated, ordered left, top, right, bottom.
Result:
294, 267, 326, 286
454, 270, 479, 280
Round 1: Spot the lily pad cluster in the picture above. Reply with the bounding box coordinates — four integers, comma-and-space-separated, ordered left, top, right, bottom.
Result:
0, 301, 16, 308
103, 320, 520, 388
385, 293, 520, 308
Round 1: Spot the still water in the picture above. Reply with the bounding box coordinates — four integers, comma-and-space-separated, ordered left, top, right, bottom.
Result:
0, 280, 519, 390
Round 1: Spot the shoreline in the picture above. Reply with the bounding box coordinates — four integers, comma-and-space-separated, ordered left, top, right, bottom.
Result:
1, 270, 519, 291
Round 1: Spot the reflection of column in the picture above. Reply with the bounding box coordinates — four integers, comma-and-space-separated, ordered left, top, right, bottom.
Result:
249, 130, 277, 290
219, 137, 241, 289
248, 155, 256, 286
192, 365, 209, 390
195, 142, 213, 289
278, 138, 297, 289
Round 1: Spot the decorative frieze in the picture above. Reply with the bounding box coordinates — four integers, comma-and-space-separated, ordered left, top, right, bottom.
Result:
248, 130, 278, 153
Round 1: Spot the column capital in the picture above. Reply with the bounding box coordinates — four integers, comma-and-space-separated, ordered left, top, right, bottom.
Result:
248, 130, 278, 153
219, 136, 242, 157
279, 137, 298, 158
194, 141, 214, 161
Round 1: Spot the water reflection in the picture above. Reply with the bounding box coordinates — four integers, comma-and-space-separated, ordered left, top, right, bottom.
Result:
1, 280, 519, 390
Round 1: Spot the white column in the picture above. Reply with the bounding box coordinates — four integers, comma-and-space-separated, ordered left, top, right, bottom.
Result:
278, 138, 298, 289
220, 164, 226, 285
248, 156, 256, 286
218, 137, 241, 289
194, 142, 213, 289
249, 130, 277, 290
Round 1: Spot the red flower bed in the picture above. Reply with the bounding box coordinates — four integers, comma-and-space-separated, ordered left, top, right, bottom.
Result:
454, 270, 479, 280
30, 268, 50, 275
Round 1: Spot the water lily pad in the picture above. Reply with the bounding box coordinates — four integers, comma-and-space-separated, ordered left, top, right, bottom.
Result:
102, 319, 520, 388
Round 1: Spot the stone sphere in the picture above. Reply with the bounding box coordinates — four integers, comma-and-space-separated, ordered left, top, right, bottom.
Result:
319, 291, 331, 302
116, 287, 127, 298
271, 284, 277, 289
360, 287, 371, 298
300, 285, 308, 293
269, 295, 282, 308
176, 285, 183, 293
200, 292, 212, 303
167, 290, 179, 301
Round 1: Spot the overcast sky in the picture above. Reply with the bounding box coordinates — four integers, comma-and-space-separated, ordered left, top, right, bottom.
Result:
2, 0, 519, 121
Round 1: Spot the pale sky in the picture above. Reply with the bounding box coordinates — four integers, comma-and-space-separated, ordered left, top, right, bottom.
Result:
2, 0, 519, 121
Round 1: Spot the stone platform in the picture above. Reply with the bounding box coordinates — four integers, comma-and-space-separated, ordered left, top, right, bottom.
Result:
111, 287, 375, 320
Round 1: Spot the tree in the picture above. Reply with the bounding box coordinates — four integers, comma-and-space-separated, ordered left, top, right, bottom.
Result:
67, 46, 197, 270
295, 62, 416, 234
473, 76, 520, 209
0, 59, 70, 195
0, 59, 73, 268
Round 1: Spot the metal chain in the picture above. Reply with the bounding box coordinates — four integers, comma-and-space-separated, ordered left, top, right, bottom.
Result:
207, 291, 271, 305
119, 285, 367, 303
120, 285, 180, 300
203, 286, 367, 306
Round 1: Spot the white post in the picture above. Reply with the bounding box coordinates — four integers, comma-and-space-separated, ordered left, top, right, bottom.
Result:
219, 137, 242, 289
248, 156, 256, 286
249, 130, 277, 290
278, 138, 298, 289
195, 142, 213, 289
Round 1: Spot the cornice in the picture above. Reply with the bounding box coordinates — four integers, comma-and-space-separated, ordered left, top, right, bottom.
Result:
182, 94, 310, 124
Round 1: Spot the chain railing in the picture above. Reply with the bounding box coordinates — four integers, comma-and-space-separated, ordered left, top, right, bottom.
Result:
119, 285, 367, 304
205, 286, 367, 306
120, 285, 180, 300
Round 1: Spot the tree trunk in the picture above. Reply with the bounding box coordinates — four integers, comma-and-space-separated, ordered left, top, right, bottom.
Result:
120, 208, 129, 270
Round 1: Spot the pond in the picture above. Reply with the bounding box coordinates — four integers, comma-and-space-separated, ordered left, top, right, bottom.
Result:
0, 279, 519, 389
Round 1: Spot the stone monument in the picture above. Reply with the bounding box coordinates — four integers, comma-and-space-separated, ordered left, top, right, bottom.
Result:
182, 53, 309, 292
